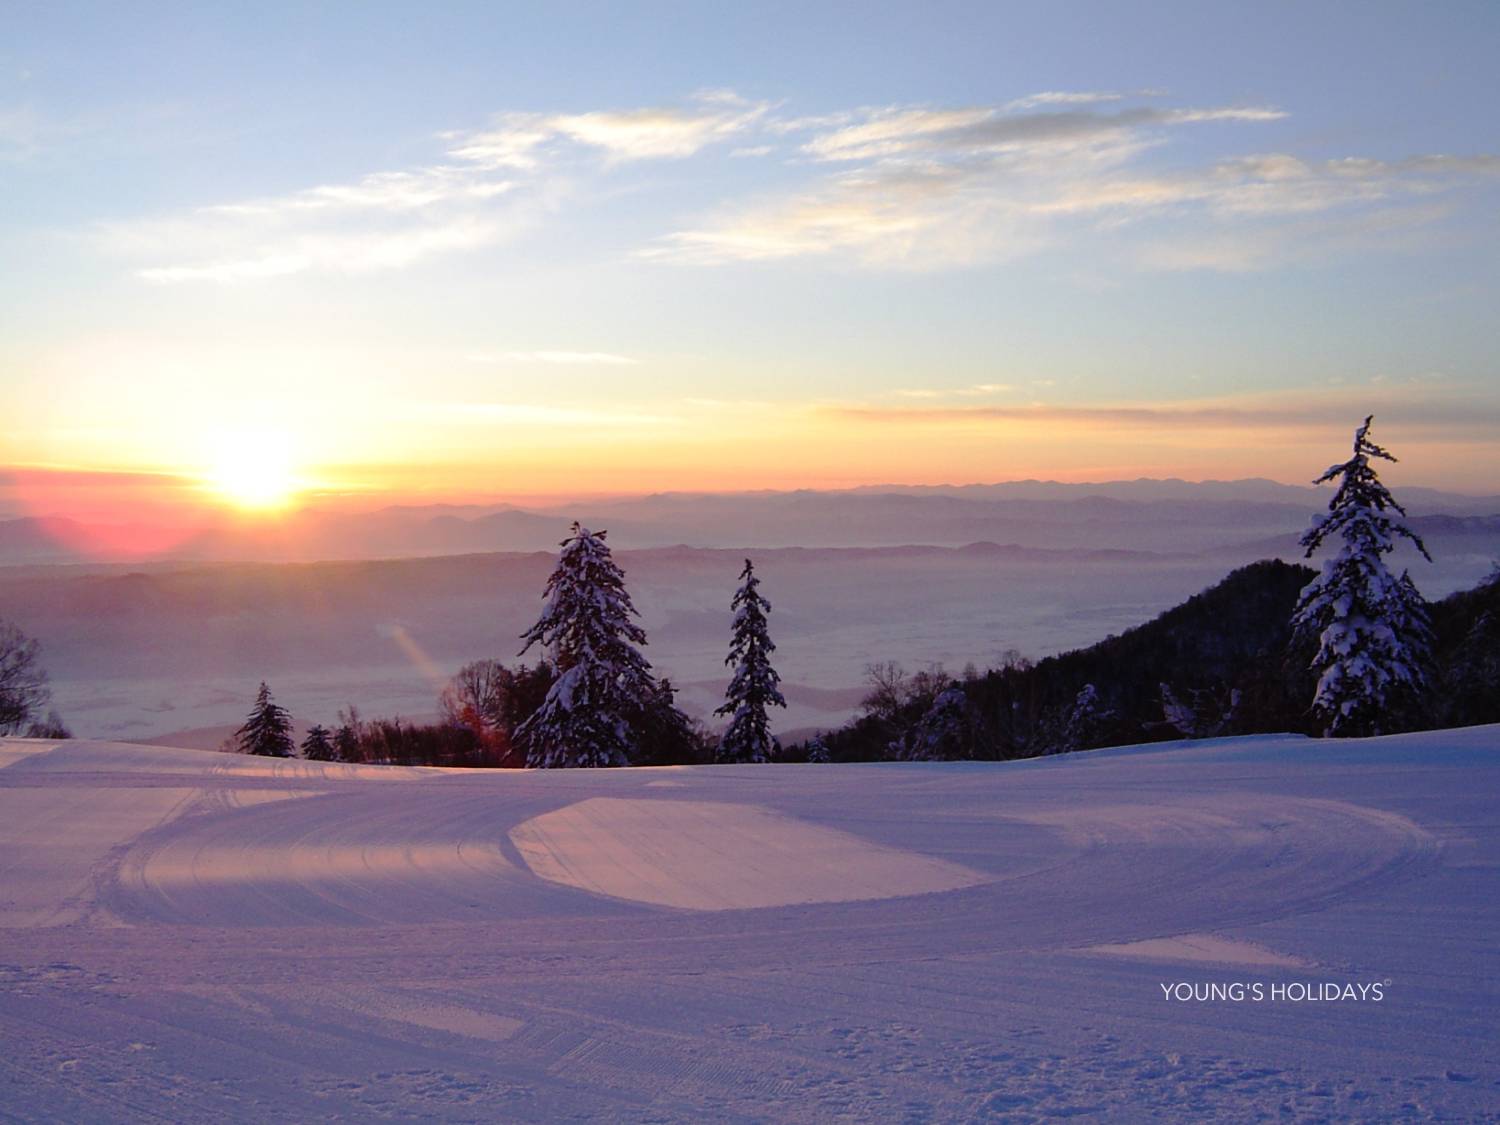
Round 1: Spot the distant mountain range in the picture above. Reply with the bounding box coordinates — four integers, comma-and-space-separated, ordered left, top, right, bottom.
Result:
4, 478, 1498, 566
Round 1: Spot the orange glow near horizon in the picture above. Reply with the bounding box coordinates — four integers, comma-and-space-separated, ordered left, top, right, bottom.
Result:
3, 391, 1494, 537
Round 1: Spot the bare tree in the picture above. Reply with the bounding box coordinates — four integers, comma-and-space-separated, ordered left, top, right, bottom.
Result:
439, 659, 553, 767
861, 661, 910, 721
861, 660, 949, 722
0, 621, 53, 736
906, 663, 951, 710
439, 659, 508, 732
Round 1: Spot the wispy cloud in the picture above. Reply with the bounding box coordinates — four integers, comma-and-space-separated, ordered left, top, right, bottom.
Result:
468, 351, 640, 366
95, 88, 1500, 282
799, 102, 1283, 162
421, 402, 674, 428
1035, 153, 1500, 220
447, 89, 769, 167
1002, 90, 1128, 112
1133, 197, 1474, 273
838, 403, 1313, 428
645, 93, 1499, 270
828, 390, 1500, 434
106, 150, 539, 284
893, 383, 1015, 398
103, 90, 768, 283
129, 216, 515, 284
204, 170, 516, 217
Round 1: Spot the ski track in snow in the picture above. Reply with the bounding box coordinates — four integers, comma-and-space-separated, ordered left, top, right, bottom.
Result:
0, 729, 1496, 1120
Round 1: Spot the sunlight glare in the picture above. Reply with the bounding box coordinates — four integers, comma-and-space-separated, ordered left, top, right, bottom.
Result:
205, 429, 302, 512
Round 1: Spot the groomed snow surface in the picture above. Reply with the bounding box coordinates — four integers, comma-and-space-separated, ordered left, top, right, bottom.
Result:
0, 729, 1495, 1121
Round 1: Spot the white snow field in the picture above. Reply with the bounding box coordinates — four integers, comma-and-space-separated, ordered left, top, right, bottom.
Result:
0, 729, 1496, 1121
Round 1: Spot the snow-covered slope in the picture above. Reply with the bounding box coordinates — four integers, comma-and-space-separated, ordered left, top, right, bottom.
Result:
0, 729, 1495, 1120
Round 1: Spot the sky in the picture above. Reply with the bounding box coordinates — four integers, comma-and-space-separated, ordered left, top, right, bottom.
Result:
3, 1, 1499, 520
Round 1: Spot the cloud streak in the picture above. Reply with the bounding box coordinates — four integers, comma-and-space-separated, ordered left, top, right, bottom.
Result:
800, 103, 1284, 162
421, 402, 674, 428
828, 393, 1500, 434
450, 90, 768, 167
130, 217, 513, 284
893, 383, 1016, 399
106, 90, 769, 283
97, 88, 1500, 282
645, 94, 1499, 270
469, 351, 640, 366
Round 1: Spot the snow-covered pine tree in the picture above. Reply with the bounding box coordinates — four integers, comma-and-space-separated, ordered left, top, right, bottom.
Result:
715, 559, 787, 763
516, 524, 660, 768
301, 724, 335, 761
898, 684, 970, 760
1059, 682, 1113, 752
1157, 681, 1234, 739
235, 682, 295, 757
1290, 416, 1434, 736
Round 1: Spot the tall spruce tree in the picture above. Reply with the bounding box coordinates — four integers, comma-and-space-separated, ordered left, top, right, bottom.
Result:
715, 559, 786, 763
1290, 416, 1433, 736
517, 524, 662, 767
235, 682, 295, 757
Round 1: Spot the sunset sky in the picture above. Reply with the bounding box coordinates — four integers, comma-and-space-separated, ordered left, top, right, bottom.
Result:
3, 2, 1499, 519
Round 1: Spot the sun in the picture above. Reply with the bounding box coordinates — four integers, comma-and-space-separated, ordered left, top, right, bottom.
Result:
204, 429, 302, 512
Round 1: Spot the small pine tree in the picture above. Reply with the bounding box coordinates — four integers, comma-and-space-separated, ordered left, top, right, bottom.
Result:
235, 682, 295, 757
1290, 416, 1434, 736
301, 724, 335, 761
804, 735, 831, 763
715, 559, 787, 764
516, 524, 662, 768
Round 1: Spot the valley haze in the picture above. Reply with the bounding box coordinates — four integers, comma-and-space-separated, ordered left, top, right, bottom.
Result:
5, 479, 1498, 744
